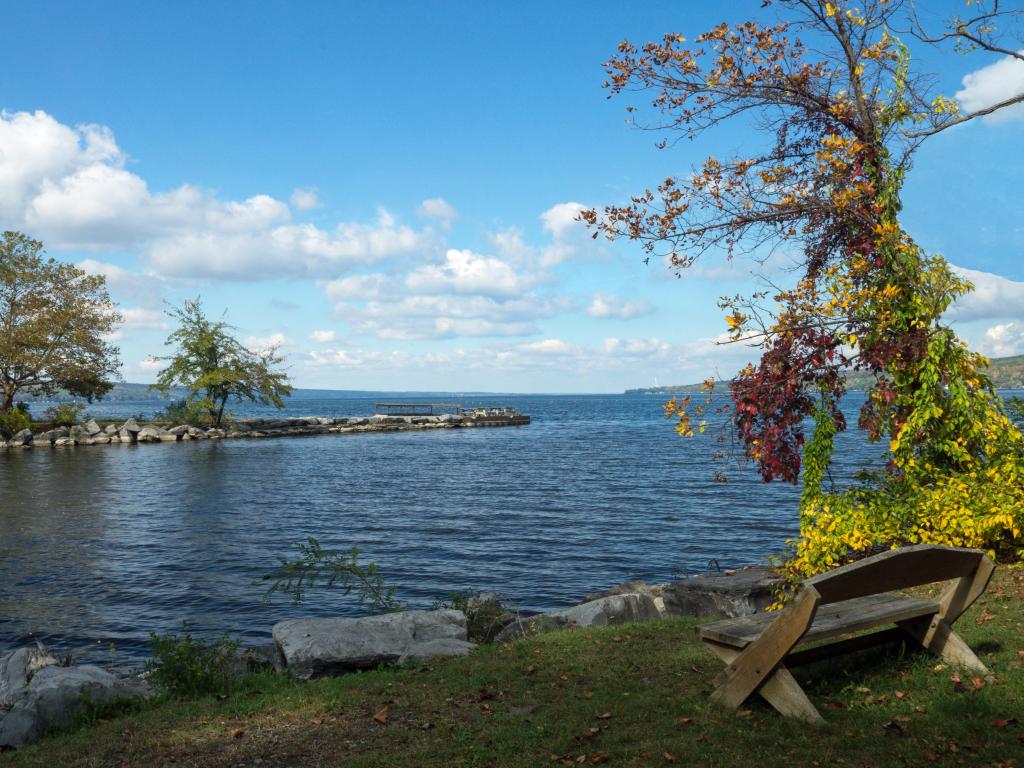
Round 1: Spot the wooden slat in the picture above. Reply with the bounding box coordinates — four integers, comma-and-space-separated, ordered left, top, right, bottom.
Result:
898, 616, 990, 674
703, 640, 825, 724
699, 593, 939, 649
710, 586, 819, 710
938, 555, 995, 625
804, 545, 985, 604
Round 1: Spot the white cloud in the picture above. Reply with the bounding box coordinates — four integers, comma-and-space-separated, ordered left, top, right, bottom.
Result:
979, 321, 1024, 357
948, 265, 1024, 321
405, 248, 538, 298
956, 51, 1024, 123
0, 110, 432, 279
416, 197, 457, 228
139, 358, 163, 370
120, 307, 169, 331
309, 329, 337, 343
518, 338, 574, 355
541, 201, 586, 238
586, 292, 655, 319
76, 258, 168, 306
244, 332, 294, 352
336, 293, 559, 340
290, 187, 322, 210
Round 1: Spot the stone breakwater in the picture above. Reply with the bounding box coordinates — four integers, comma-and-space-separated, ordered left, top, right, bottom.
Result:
1, 412, 530, 450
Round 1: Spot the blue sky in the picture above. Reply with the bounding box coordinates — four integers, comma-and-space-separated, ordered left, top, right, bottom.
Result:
1, 1, 1022, 392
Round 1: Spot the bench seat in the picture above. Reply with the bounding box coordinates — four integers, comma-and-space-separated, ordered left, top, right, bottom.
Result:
699, 592, 940, 649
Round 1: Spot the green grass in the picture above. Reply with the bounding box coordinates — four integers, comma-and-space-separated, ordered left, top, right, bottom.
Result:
4, 568, 1023, 768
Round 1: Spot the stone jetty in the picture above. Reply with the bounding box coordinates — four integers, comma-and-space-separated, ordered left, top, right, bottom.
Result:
1, 411, 530, 450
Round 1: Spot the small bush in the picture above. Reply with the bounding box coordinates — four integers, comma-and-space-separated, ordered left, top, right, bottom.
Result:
0, 407, 31, 438
44, 401, 87, 426
146, 624, 241, 697
156, 398, 210, 427
433, 592, 512, 643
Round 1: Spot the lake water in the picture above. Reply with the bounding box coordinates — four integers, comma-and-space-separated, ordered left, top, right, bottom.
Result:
0, 391, 913, 666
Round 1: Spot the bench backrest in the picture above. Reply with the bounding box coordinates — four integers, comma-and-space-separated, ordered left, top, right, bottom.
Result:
804, 544, 992, 606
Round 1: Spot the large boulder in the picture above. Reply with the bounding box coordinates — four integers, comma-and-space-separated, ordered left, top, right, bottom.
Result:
136, 426, 163, 443
8, 429, 32, 447
119, 418, 141, 434
272, 609, 475, 679
0, 664, 150, 748
83, 420, 102, 436
0, 647, 58, 708
661, 567, 780, 618
494, 593, 662, 642
166, 425, 189, 436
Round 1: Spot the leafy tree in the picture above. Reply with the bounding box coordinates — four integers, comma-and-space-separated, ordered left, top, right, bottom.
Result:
584, 1, 1024, 572
0, 231, 121, 412
151, 298, 292, 427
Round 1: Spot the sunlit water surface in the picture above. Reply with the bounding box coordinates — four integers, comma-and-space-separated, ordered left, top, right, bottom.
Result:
0, 392, 907, 665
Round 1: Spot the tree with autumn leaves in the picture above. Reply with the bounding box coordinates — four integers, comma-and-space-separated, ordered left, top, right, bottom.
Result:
584, 1, 1024, 577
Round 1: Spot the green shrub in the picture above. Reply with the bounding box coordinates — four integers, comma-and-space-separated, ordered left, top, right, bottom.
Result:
43, 401, 87, 426
0, 407, 31, 438
155, 398, 211, 426
433, 592, 512, 643
145, 624, 242, 697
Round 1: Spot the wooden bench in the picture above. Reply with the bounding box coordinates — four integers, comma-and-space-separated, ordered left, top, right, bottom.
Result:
697, 544, 995, 723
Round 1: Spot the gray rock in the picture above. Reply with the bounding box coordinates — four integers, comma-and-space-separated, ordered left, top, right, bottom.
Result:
54, 437, 75, 447
0, 665, 150, 748
166, 425, 189, 436
272, 609, 474, 679
494, 593, 662, 642
158, 432, 179, 442
90, 434, 111, 445
661, 567, 780, 618
316, 417, 334, 425
438, 414, 463, 424
8, 429, 32, 447
136, 426, 163, 443
0, 647, 58, 708
83, 420, 102, 436
120, 418, 142, 434
104, 424, 118, 435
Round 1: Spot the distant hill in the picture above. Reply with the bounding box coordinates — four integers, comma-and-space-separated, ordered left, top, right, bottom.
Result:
625, 354, 1024, 395
19, 383, 523, 404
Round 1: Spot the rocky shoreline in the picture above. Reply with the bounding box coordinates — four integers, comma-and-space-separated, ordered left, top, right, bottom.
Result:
2, 412, 527, 450
0, 566, 778, 748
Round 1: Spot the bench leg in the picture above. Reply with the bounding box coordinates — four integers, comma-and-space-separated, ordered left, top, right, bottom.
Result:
703, 640, 824, 724
898, 617, 989, 675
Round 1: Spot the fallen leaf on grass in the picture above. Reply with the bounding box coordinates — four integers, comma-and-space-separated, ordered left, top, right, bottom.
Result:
677, 716, 693, 724
994, 718, 1019, 728
825, 701, 845, 710
971, 676, 985, 690
894, 690, 909, 700
690, 665, 705, 674
591, 754, 609, 765
695, 735, 707, 742
373, 706, 390, 724
736, 710, 753, 718
976, 607, 995, 625
596, 712, 613, 720
310, 717, 324, 726
663, 751, 677, 762
229, 728, 245, 739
